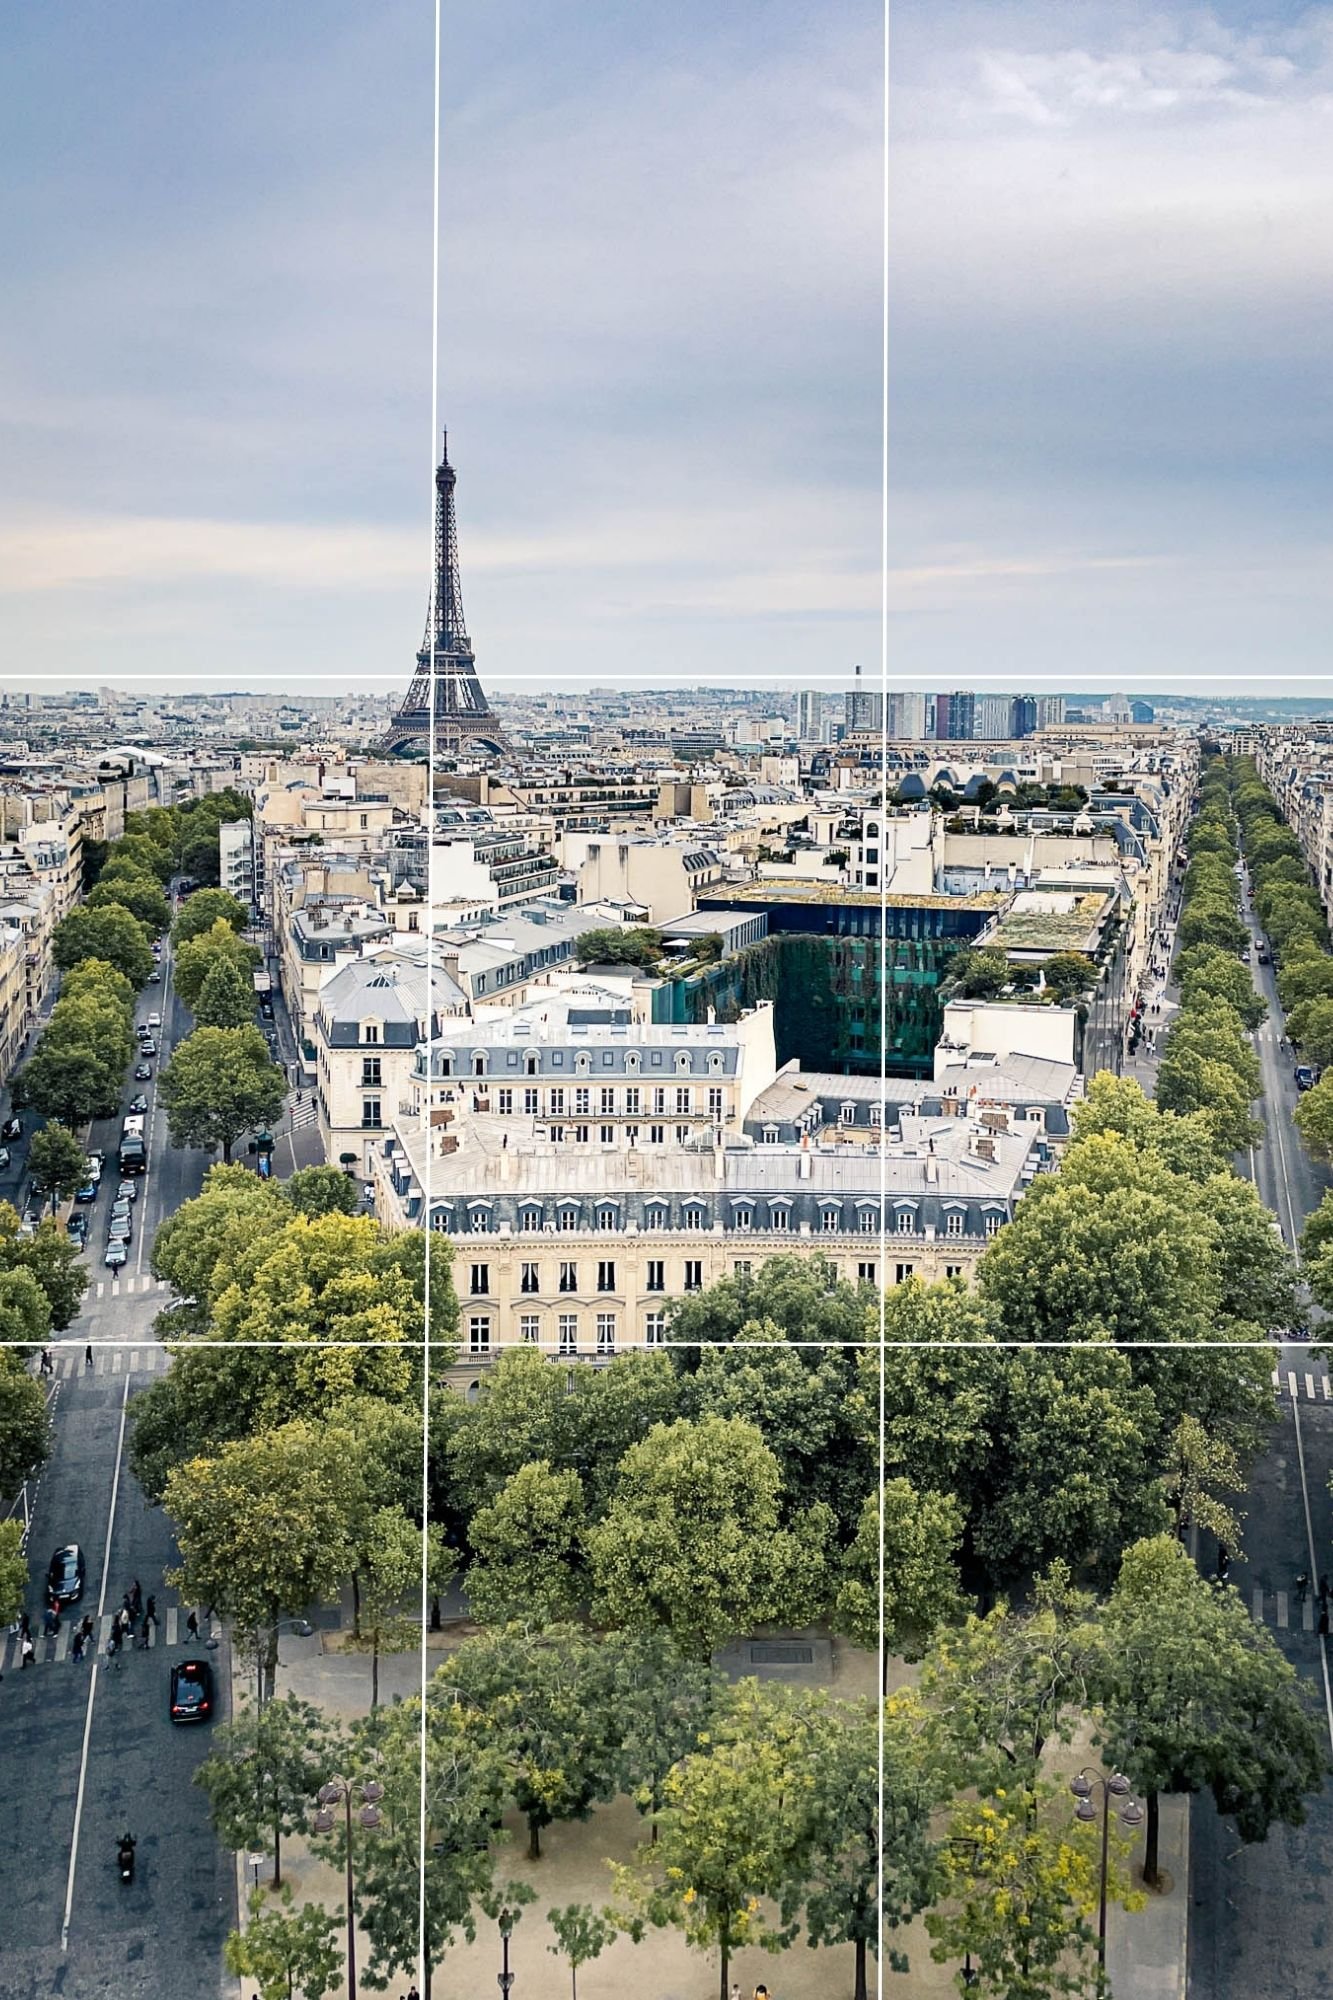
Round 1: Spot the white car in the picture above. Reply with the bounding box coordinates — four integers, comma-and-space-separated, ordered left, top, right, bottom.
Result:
147, 1012, 162, 1029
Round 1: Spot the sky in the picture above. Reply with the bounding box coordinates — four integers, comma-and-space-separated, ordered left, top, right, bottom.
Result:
1, 3, 1331, 695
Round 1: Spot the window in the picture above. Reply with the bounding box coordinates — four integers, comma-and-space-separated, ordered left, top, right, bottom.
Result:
733, 1259, 752, 1276
470, 1209, 492, 1234
840, 1102, 855, 1125
573, 1124, 590, 1145
558, 1313, 578, 1356
945, 1263, 963, 1279
708, 1087, 723, 1117
600, 1087, 615, 1114
548, 1087, 565, 1115
596, 1312, 617, 1354
361, 1057, 382, 1087
497, 1087, 513, 1114
770, 1205, 790, 1232
597, 1260, 617, 1292
524, 1088, 539, 1115
472, 1054, 486, 1076
676, 1051, 690, 1073
985, 1213, 1002, 1237
896, 1210, 914, 1236
575, 1088, 590, 1115
559, 1261, 578, 1293
519, 1314, 540, 1344
761, 1125, 778, 1144
363, 1023, 380, 1044
734, 1206, 753, 1232
644, 1311, 665, 1346
600, 1124, 615, 1145
895, 1263, 915, 1284
869, 1103, 882, 1127
467, 1315, 491, 1355
857, 1261, 877, 1285
945, 1211, 965, 1237
653, 1088, 667, 1114
859, 1208, 877, 1233
558, 1205, 578, 1231
675, 1126, 690, 1146
520, 1261, 539, 1294
649, 1124, 665, 1146
625, 1086, 640, 1115
517, 1207, 540, 1234
821, 1207, 840, 1233
684, 1259, 703, 1292
525, 1052, 539, 1075
596, 1205, 618, 1230
683, 1205, 705, 1231
645, 1205, 667, 1230
646, 1260, 665, 1292
469, 1264, 489, 1296
625, 1125, 639, 1146
361, 1098, 382, 1128
676, 1087, 692, 1114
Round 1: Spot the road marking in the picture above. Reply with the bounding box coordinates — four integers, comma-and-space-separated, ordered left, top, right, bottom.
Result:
110, 1351, 121, 1374
1277, 1591, 1289, 1628
1306, 1599, 1316, 1633
1287, 1380, 1333, 1752
54, 1626, 68, 1661
1252, 1587, 1264, 1623
95, 1283, 104, 1300
1289, 1371, 1299, 1400
166, 1607, 177, 1645
61, 1371, 130, 1954
1307, 1373, 1316, 1401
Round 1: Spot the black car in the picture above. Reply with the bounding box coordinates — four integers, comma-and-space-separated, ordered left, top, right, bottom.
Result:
134, 1064, 153, 1081
169, 1658, 215, 1724
1, 1117, 21, 1141
129, 1093, 149, 1114
1296, 1065, 1319, 1092
66, 1213, 87, 1240
47, 1543, 85, 1606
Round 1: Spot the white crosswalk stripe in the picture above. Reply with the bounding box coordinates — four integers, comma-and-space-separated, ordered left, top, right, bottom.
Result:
1272, 1367, 1332, 1404
288, 1099, 317, 1132
0, 1607, 181, 1665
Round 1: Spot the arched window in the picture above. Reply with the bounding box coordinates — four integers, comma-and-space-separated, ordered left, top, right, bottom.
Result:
576, 1051, 591, 1074
626, 1051, 641, 1073
525, 1052, 539, 1075
472, 1053, 487, 1077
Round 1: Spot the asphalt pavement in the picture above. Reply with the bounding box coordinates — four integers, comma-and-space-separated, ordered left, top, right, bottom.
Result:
0, 925, 240, 1997
1187, 884, 1333, 2000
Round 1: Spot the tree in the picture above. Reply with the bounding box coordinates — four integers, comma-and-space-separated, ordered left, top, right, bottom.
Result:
0, 1518, 28, 1625
87, 870, 171, 936
445, 1346, 580, 1514
60, 954, 135, 1016
666, 1251, 871, 1348
465, 1461, 587, 1629
573, 926, 663, 968
601, 1628, 716, 1840
1159, 1414, 1246, 1550
586, 1415, 833, 1661
224, 1886, 341, 2000
1178, 949, 1266, 1031
1296, 1074, 1333, 1165
160, 1025, 286, 1163
949, 948, 1011, 999
0, 1263, 52, 1347
925, 1790, 1109, 2000
1177, 897, 1247, 958
0, 1350, 50, 1496
28, 1123, 86, 1215
834, 1479, 965, 1661
1098, 1536, 1329, 1887
196, 1693, 341, 1886
285, 1166, 359, 1217
107, 830, 175, 883
173, 888, 250, 946
196, 954, 259, 1029
174, 917, 260, 1011
0, 1217, 90, 1329
353, 1506, 422, 1710
53, 901, 153, 987
546, 1904, 617, 2000
449, 1624, 622, 1859
1284, 995, 1333, 1068
164, 1420, 356, 1698
1040, 951, 1096, 1002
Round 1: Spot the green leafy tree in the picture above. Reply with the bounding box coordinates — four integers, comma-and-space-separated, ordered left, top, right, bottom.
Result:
53, 900, 153, 987
1040, 951, 1096, 1002
164, 1419, 356, 1698
0, 1215, 90, 1329
60, 954, 136, 1015
196, 954, 259, 1029
465, 1461, 587, 1628
107, 831, 175, 882
174, 917, 260, 1011
351, 1505, 422, 1710
0, 1262, 52, 1348
666, 1251, 871, 1347
196, 1693, 341, 1886
949, 948, 1012, 999
586, 1415, 833, 1660
19, 1031, 122, 1126
173, 888, 251, 946
87, 870, 172, 935
1159, 1415, 1246, 1550
446, 1346, 580, 1514
573, 926, 663, 967
834, 1479, 965, 1661
285, 1166, 359, 1217
1098, 1535, 1330, 1886
546, 1904, 618, 2000
1296, 1074, 1333, 1164
601, 1628, 717, 1839
160, 1024, 286, 1163
0, 1350, 50, 1495
28, 1123, 86, 1215
0, 1518, 28, 1625
224, 1886, 342, 2000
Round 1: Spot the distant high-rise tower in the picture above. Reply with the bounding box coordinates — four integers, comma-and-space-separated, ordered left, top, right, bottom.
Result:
1011, 694, 1038, 738
380, 433, 507, 759
885, 692, 927, 739
1036, 695, 1066, 729
796, 689, 824, 740
935, 689, 976, 740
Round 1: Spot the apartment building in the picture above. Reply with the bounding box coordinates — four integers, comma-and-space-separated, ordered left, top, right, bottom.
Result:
312, 948, 469, 1175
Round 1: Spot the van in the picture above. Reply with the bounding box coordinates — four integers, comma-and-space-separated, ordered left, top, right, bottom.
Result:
122, 1114, 146, 1141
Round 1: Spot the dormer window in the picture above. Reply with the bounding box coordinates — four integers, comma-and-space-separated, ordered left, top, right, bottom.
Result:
472, 1054, 487, 1077
363, 1022, 380, 1044
707, 1052, 723, 1074
525, 1053, 539, 1075
675, 1051, 690, 1073
576, 1051, 590, 1074
626, 1051, 640, 1073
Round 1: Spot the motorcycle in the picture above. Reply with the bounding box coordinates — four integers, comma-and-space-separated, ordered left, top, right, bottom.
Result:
117, 1835, 135, 1885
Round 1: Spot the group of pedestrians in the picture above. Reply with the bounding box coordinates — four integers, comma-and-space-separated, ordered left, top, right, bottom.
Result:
105, 1579, 157, 1663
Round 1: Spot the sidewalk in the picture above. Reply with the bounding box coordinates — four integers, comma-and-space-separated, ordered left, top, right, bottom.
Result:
1106, 1794, 1190, 2000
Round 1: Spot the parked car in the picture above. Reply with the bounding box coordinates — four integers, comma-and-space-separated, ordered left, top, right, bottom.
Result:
74, 1181, 97, 1204
1, 1116, 22, 1141
104, 1240, 128, 1269
85, 1150, 104, 1174
66, 1213, 87, 1242
1296, 1065, 1319, 1092
169, 1658, 215, 1724
129, 1094, 149, 1114
0, 1147, 11, 1171
47, 1543, 85, 1606
260, 998, 274, 1020
134, 1064, 153, 1081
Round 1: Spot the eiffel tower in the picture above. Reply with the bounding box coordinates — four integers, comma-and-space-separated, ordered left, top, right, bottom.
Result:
379, 433, 507, 759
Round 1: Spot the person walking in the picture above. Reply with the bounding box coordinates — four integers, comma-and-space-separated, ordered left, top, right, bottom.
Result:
185, 1608, 199, 1643
129, 1580, 142, 1618
143, 1595, 156, 1636
20, 1634, 35, 1668
84, 1344, 93, 1369
71, 1626, 84, 1664
39, 1349, 52, 1377
79, 1613, 93, 1649
18, 1610, 30, 1642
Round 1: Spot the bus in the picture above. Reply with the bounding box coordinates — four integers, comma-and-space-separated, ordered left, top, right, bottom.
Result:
119, 1113, 147, 1175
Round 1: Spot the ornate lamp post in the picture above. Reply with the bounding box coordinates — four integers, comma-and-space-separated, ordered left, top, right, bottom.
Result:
497, 1906, 515, 1996
1071, 1767, 1144, 1992
313, 1773, 384, 2000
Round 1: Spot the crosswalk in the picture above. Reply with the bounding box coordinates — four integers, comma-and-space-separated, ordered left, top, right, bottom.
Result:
288, 1098, 317, 1132
1249, 1586, 1321, 1634
1272, 1366, 1333, 1405
91, 1276, 170, 1300
1, 1605, 206, 1669
48, 1347, 172, 1378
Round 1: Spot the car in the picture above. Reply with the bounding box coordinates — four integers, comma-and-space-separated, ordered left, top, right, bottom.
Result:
134, 1064, 153, 1081
0, 1147, 10, 1171
147, 970, 161, 984
139, 1040, 157, 1058
110, 1194, 132, 1215
129, 1093, 149, 1114
47, 1543, 85, 1606
74, 1181, 98, 1203
22, 1204, 41, 1228
117, 1180, 138, 1203
66, 1213, 87, 1241
104, 1240, 128, 1269
85, 1149, 104, 1171
169, 1657, 215, 1724
107, 1220, 132, 1246
1, 1117, 21, 1141
147, 1012, 162, 1029
1296, 1065, 1319, 1092
260, 999, 274, 1020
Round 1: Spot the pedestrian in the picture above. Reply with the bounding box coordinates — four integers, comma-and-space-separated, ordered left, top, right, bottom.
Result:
20, 1635, 34, 1668
1322, 1605, 1331, 1638
1297, 1570, 1311, 1602
129, 1580, 142, 1617
1320, 1576, 1330, 1606
79, 1613, 93, 1646
71, 1628, 84, 1663
84, 1344, 92, 1369
42, 1604, 55, 1637
18, 1610, 30, 1641
143, 1595, 156, 1632
186, 1609, 199, 1642
731, 1984, 742, 2000
405, 1986, 421, 2000
39, 1349, 51, 1376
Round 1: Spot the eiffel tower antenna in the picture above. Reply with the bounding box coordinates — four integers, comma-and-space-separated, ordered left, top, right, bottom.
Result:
379, 432, 507, 758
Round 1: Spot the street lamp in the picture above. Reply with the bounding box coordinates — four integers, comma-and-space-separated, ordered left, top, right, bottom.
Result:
1071, 1767, 1145, 1992
313, 1772, 384, 2000
498, 1906, 515, 1996
947, 1837, 979, 1989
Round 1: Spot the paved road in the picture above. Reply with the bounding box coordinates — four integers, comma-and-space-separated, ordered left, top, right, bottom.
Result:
1188, 886, 1333, 2000
0, 927, 242, 1997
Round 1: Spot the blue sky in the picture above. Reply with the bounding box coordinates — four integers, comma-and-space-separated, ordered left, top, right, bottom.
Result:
2, 3, 1331, 693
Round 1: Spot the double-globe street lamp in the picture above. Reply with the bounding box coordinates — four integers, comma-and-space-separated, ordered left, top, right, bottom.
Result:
313, 1773, 384, 2000
1071, 1767, 1144, 1993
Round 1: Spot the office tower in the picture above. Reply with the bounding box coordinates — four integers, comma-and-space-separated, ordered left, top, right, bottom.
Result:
1011, 694, 1038, 738
885, 691, 928, 739
974, 694, 1013, 740
1036, 695, 1066, 728
934, 689, 976, 740
796, 690, 823, 739
1130, 699, 1155, 723
846, 688, 885, 732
